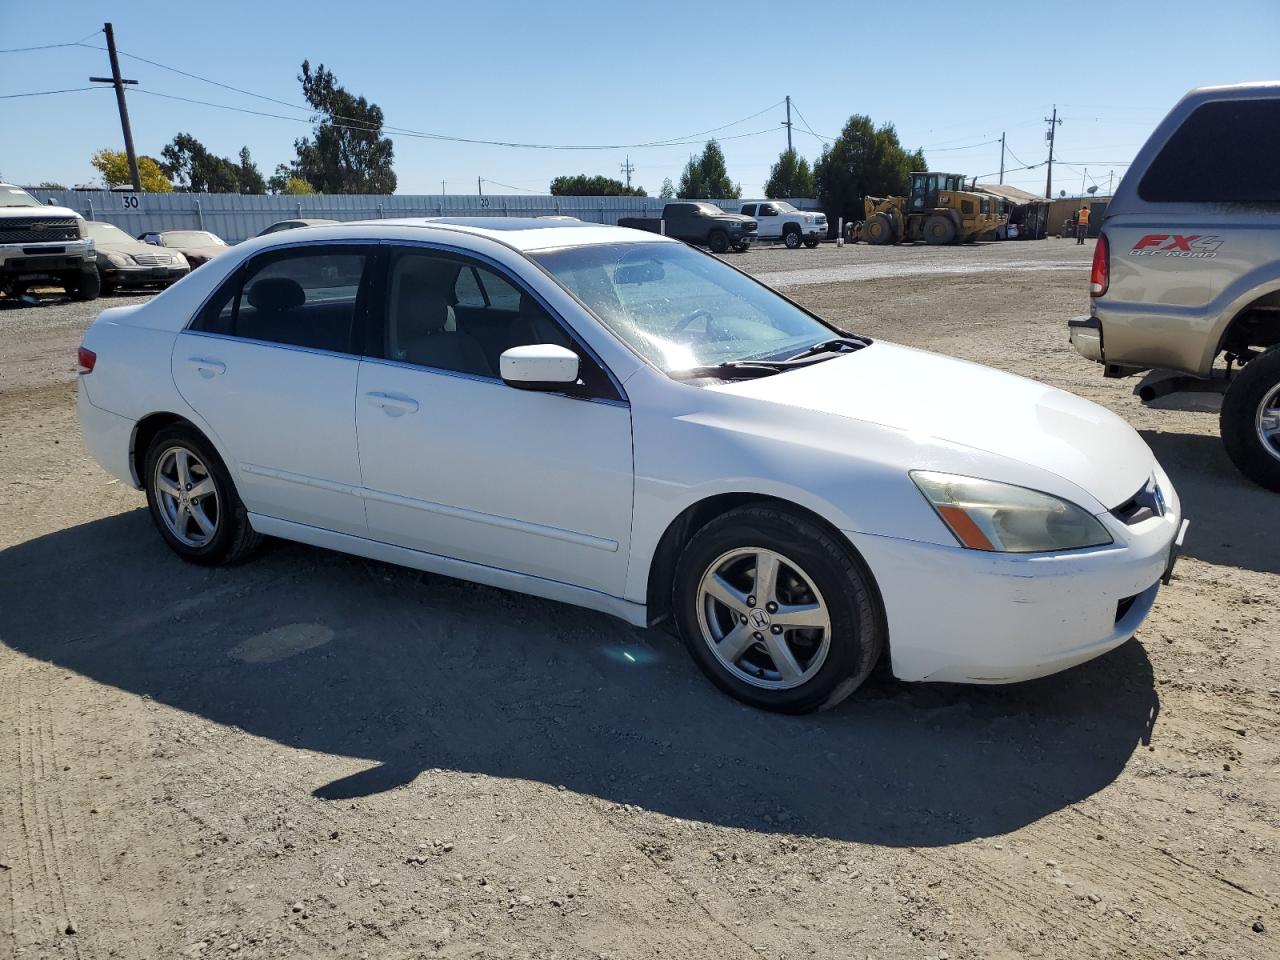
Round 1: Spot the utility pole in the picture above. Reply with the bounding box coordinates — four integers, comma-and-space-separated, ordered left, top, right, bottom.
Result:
1044, 105, 1062, 199
999, 131, 1006, 184
89, 22, 141, 191
784, 95, 793, 152
1108, 169, 1114, 195
477, 176, 483, 197
620, 155, 635, 190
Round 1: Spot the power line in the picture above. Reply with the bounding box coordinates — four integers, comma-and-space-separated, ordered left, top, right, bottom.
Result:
0, 30, 101, 53
0, 86, 106, 99
924, 137, 1001, 153
478, 177, 540, 194
787, 100, 835, 143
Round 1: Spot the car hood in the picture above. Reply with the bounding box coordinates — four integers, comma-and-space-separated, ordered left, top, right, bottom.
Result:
0, 203, 81, 220
172, 245, 225, 259
708, 341, 1154, 510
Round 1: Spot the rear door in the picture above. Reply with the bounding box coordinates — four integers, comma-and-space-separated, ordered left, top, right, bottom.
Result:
171, 244, 377, 535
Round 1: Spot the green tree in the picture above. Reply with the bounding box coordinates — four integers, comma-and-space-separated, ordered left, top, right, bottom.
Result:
36, 181, 67, 190
549, 174, 645, 196
677, 140, 740, 199
282, 176, 315, 195
659, 177, 676, 199
89, 149, 172, 192
813, 115, 925, 227
763, 148, 816, 199
159, 134, 266, 193
289, 61, 396, 194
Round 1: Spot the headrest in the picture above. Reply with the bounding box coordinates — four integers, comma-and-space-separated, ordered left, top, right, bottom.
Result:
396, 274, 450, 334
247, 277, 305, 312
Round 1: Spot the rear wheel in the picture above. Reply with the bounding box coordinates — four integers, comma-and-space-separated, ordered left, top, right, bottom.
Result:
66, 269, 100, 301
733, 241, 751, 253
783, 228, 802, 249
864, 214, 894, 245
1221, 347, 1280, 491
923, 215, 957, 245
804, 239, 820, 249
672, 505, 884, 713
144, 425, 264, 565
708, 230, 730, 254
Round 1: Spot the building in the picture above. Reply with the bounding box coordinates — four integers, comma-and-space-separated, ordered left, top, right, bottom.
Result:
972, 183, 1052, 240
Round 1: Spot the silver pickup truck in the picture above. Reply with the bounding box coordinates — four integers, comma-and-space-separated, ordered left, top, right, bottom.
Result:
1069, 82, 1280, 491
0, 184, 100, 301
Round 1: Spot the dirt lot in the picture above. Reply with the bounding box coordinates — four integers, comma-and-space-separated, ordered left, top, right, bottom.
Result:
1, 240, 1277, 960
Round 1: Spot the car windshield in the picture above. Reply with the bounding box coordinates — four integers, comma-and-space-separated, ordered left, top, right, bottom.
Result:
163, 231, 224, 247
0, 186, 40, 208
532, 242, 840, 375
773, 201, 798, 213
85, 222, 133, 243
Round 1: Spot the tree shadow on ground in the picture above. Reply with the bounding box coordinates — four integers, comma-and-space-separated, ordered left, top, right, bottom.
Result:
0, 510, 1161, 847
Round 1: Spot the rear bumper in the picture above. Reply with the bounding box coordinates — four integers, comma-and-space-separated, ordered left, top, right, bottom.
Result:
77, 382, 139, 487
1069, 315, 1104, 364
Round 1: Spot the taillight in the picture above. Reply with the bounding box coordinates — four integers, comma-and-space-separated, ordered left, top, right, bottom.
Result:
77, 346, 96, 375
1090, 233, 1109, 297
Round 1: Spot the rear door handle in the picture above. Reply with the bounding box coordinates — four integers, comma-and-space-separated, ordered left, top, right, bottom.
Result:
365, 391, 419, 415
188, 357, 226, 378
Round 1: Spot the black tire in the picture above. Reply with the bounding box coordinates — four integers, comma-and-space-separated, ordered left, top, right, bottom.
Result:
804, 239, 820, 249
865, 214, 894, 246
707, 230, 730, 254
733, 242, 751, 253
672, 504, 884, 713
923, 215, 957, 245
66, 269, 101, 302
783, 228, 802, 249
143, 424, 264, 565
97, 268, 116, 297
1221, 347, 1280, 491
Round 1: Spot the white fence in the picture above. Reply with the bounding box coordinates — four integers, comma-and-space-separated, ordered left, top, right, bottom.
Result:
27, 190, 819, 243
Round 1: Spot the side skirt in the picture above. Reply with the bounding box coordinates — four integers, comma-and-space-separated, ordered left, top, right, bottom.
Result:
247, 513, 649, 628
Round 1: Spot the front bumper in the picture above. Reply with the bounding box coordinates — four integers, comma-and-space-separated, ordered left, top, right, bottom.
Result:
845, 472, 1183, 684
0, 242, 96, 276
1069, 315, 1104, 364
101, 263, 189, 287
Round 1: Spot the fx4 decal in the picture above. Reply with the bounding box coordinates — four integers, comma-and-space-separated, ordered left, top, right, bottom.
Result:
1129, 234, 1223, 259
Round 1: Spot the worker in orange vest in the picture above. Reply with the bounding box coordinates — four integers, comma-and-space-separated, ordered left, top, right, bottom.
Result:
1076, 205, 1091, 244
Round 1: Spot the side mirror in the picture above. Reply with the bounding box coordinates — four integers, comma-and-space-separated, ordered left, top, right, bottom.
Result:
500, 344, 580, 391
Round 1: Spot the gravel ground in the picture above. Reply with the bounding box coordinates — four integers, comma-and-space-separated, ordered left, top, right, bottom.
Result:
1, 239, 1277, 960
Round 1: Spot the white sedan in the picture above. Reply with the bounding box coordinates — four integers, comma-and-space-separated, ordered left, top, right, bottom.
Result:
76, 218, 1186, 712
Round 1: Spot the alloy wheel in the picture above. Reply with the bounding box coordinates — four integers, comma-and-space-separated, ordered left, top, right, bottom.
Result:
153, 445, 221, 547
695, 547, 832, 690
1258, 382, 1280, 462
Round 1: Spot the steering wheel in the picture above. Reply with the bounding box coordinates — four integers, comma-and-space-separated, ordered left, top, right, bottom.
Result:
669, 308, 714, 337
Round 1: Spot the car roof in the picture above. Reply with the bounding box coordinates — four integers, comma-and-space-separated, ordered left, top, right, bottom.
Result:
319, 217, 676, 252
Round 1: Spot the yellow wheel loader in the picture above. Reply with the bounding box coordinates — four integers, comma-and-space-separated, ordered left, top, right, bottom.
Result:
851, 172, 1004, 245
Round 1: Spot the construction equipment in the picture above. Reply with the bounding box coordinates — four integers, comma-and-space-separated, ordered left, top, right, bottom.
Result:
850, 172, 1005, 245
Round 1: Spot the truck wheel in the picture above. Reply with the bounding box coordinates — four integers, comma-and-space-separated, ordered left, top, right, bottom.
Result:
804, 239, 820, 249
783, 228, 802, 249
865, 214, 894, 245
733, 242, 751, 253
708, 230, 730, 254
923, 216, 957, 245
67, 269, 101, 302
1221, 347, 1280, 491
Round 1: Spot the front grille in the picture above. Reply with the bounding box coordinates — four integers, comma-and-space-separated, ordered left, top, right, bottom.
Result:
131, 253, 171, 266
0, 218, 81, 243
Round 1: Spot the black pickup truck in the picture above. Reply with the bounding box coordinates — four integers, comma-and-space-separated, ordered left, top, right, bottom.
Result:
618, 202, 757, 253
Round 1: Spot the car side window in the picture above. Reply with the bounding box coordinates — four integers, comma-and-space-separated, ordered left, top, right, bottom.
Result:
191, 247, 371, 354
740, 204, 756, 217
759, 204, 777, 217
380, 247, 620, 399
1139, 99, 1280, 204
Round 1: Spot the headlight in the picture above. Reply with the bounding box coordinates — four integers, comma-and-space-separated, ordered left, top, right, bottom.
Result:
76, 219, 89, 239
805, 215, 815, 224
105, 252, 132, 267
911, 471, 1113, 553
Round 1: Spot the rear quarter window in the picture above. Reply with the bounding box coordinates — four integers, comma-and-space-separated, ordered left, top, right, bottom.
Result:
1138, 98, 1280, 204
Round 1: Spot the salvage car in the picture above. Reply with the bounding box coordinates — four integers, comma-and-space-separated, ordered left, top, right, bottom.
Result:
1069, 82, 1280, 491
0, 182, 99, 301
255, 218, 338, 237
618, 203, 756, 253
86, 221, 189, 294
738, 201, 826, 248
140, 230, 229, 269
77, 217, 1186, 713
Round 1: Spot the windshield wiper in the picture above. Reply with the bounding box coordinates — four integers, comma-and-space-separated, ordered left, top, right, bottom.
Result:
669, 360, 792, 381
781, 336, 866, 362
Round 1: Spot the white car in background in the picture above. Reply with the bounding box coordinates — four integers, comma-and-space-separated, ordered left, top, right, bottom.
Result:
76, 218, 1184, 713
738, 201, 827, 248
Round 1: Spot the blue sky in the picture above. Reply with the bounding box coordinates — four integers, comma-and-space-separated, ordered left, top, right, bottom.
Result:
2, 0, 1277, 198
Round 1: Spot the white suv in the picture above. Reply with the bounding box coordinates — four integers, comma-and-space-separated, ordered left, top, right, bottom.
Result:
738, 201, 826, 248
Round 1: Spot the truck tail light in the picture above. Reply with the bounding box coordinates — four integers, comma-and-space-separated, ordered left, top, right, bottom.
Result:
77, 346, 96, 375
1090, 233, 1109, 297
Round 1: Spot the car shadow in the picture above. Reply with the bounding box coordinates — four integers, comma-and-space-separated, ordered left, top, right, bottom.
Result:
0, 511, 1161, 847
1141, 428, 1280, 575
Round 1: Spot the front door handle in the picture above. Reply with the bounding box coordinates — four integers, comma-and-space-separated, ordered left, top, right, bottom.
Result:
365, 391, 419, 416
188, 357, 226, 378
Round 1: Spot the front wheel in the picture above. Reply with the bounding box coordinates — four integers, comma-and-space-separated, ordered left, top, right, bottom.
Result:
804, 239, 820, 249
783, 229, 802, 249
144, 425, 264, 564
707, 230, 730, 254
66, 269, 101, 302
1221, 348, 1280, 491
733, 242, 751, 253
672, 505, 884, 713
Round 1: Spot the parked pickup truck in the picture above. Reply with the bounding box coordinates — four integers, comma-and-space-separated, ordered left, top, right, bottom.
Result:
618, 202, 757, 253
0, 183, 100, 301
739, 201, 826, 248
